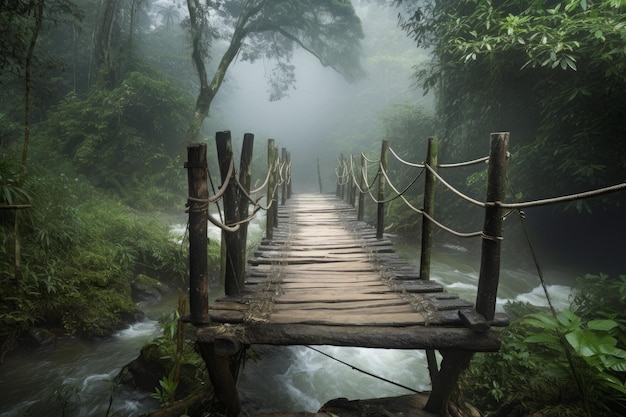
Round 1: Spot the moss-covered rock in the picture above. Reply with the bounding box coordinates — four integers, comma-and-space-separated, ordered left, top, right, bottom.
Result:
131, 273, 171, 303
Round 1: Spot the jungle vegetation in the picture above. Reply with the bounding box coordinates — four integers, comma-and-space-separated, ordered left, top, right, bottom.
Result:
1, 0, 625, 416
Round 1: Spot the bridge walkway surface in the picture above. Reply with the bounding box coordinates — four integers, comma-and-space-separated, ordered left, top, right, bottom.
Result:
199, 193, 504, 349
196, 193, 506, 416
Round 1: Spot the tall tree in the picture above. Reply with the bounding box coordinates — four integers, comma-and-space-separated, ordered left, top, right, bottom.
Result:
185, 0, 365, 141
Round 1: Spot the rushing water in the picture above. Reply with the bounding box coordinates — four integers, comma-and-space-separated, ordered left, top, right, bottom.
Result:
0, 214, 577, 416
236, 236, 576, 414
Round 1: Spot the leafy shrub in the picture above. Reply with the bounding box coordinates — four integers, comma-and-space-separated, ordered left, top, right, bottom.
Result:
462, 276, 626, 417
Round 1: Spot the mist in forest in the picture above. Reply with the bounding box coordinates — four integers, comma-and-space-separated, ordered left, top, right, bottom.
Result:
206, 3, 430, 193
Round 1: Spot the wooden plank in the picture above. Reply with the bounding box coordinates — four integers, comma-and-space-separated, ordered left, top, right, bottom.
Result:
273, 291, 402, 304
196, 323, 502, 351
269, 311, 427, 326
270, 298, 409, 311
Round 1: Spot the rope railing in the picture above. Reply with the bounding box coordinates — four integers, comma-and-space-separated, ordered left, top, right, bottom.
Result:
335, 132, 625, 327
388, 146, 425, 168
186, 133, 292, 308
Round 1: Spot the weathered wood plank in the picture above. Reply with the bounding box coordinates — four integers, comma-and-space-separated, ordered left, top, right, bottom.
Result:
269, 311, 427, 326
196, 323, 502, 351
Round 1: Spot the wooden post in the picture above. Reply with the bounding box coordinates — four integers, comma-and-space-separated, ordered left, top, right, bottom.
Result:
281, 147, 288, 205
185, 144, 209, 324
337, 154, 343, 198
424, 349, 474, 414
287, 151, 292, 199
420, 137, 437, 281
216, 131, 242, 297
317, 158, 323, 194
476, 132, 509, 321
266, 139, 276, 240
339, 153, 346, 199
196, 343, 241, 417
357, 154, 366, 221
349, 155, 357, 207
376, 140, 389, 240
235, 133, 254, 295
421, 142, 439, 403
272, 145, 279, 227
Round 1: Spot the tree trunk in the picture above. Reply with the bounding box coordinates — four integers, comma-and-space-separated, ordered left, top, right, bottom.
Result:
94, 0, 119, 88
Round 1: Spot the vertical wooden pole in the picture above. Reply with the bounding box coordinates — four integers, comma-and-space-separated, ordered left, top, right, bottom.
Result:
349, 155, 357, 207
317, 158, 323, 193
339, 153, 346, 199
216, 131, 240, 297
422, 143, 439, 399
337, 154, 343, 198
420, 137, 437, 281
266, 139, 276, 240
424, 349, 474, 414
476, 132, 509, 321
186, 144, 209, 324
272, 145, 279, 227
281, 147, 288, 205
235, 133, 254, 294
287, 151, 292, 199
357, 154, 365, 221
376, 140, 389, 240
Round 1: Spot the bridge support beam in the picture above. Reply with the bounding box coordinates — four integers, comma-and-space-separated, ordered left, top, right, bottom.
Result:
424, 349, 474, 415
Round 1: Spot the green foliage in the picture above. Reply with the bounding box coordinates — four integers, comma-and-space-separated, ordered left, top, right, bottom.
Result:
0, 157, 188, 355
151, 371, 179, 407
462, 276, 626, 417
396, 0, 626, 206
43, 70, 192, 208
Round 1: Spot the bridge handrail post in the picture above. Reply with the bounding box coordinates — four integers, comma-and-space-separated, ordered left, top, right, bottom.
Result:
317, 158, 323, 193
272, 145, 279, 227
281, 147, 288, 205
349, 155, 357, 207
266, 139, 276, 239
216, 131, 244, 296
287, 151, 292, 199
336, 154, 344, 197
357, 154, 366, 221
185, 143, 210, 324
234, 133, 254, 296
420, 137, 438, 281
376, 140, 389, 239
476, 132, 510, 321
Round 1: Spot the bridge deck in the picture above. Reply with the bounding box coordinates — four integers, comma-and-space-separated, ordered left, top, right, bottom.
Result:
197, 194, 504, 351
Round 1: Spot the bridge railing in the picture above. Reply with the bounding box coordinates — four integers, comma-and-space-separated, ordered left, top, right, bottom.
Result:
185, 131, 291, 324
336, 132, 626, 325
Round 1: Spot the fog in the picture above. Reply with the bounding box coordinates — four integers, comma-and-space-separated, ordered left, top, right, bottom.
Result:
206, 3, 431, 193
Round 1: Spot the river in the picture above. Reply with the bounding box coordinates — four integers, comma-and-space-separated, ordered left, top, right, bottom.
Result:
0, 217, 577, 416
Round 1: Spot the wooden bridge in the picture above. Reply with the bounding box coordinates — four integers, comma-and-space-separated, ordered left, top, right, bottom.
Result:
184, 132, 511, 417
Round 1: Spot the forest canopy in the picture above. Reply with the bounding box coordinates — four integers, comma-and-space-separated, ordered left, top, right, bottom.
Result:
394, 0, 626, 207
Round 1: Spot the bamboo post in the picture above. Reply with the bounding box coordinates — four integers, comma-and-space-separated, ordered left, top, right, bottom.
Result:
266, 139, 276, 240
215, 131, 242, 297
357, 154, 366, 221
476, 132, 509, 321
317, 158, 323, 193
185, 143, 209, 324
420, 137, 437, 281
281, 147, 288, 205
376, 140, 389, 240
